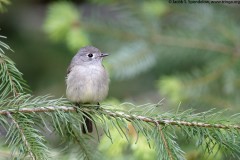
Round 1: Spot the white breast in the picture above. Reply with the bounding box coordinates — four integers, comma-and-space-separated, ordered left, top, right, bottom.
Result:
66, 65, 109, 103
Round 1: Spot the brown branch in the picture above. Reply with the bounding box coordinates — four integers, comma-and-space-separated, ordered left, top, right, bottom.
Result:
1, 106, 240, 130
103, 109, 240, 129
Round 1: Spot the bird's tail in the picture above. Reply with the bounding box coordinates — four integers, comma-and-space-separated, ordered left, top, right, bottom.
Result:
82, 112, 93, 134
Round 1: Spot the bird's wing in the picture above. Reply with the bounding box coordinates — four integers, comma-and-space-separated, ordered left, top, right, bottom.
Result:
67, 64, 73, 75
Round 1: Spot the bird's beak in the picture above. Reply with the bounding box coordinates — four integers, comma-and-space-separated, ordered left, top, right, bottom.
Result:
100, 53, 109, 57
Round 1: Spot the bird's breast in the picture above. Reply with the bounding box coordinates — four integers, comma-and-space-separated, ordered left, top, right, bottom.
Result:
66, 65, 109, 103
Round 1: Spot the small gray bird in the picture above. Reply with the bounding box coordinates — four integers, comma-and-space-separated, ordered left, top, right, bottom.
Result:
66, 46, 109, 133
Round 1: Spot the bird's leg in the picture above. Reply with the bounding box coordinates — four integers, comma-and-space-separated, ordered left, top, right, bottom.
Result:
74, 103, 80, 112
96, 102, 100, 110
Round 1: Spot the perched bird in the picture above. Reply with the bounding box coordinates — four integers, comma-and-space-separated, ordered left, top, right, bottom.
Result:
66, 46, 109, 133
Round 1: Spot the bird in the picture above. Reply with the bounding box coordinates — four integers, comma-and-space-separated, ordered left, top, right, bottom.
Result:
66, 46, 109, 133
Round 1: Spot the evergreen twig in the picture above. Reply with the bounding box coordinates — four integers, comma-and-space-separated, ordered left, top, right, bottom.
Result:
0, 106, 239, 130
158, 126, 174, 160
6, 111, 36, 160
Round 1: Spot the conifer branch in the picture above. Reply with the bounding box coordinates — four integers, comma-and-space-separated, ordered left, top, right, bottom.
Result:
151, 35, 234, 55
84, 24, 234, 55
0, 36, 29, 98
158, 126, 173, 160
6, 111, 36, 160
0, 106, 239, 131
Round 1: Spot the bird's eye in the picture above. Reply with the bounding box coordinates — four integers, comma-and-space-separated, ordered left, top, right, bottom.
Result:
88, 53, 93, 58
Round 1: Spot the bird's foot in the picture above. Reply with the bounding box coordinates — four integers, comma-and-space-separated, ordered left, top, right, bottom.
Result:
74, 103, 81, 112
96, 102, 101, 110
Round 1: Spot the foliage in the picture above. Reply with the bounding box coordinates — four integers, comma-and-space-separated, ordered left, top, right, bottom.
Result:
44, 1, 90, 52
108, 41, 156, 79
1, 1, 240, 160
1, 36, 240, 159
42, 2, 240, 111
0, 36, 29, 98
1, 91, 240, 159
0, 0, 10, 12
158, 58, 240, 108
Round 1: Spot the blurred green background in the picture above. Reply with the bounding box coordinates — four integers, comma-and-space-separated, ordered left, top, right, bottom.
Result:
1, 0, 240, 159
